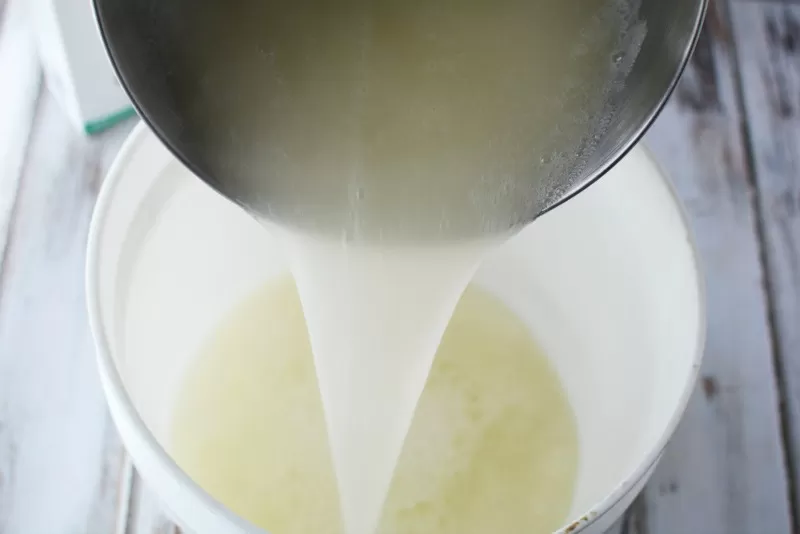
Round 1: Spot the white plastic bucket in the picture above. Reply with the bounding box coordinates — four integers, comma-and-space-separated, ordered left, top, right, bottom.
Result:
86, 123, 704, 534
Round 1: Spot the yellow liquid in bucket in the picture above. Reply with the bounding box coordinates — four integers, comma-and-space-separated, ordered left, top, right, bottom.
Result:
170, 277, 579, 533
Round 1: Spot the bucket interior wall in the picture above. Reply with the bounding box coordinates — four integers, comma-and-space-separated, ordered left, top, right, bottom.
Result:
93, 130, 701, 522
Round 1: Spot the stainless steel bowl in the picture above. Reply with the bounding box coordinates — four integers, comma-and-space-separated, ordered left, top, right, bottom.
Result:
93, 0, 707, 236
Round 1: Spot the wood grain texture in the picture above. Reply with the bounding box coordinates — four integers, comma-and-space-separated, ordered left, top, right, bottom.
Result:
731, 2, 800, 529
0, 83, 135, 531
601, 500, 644, 534
0, 0, 40, 270
623, 2, 794, 532
732, 0, 800, 4
124, 469, 182, 534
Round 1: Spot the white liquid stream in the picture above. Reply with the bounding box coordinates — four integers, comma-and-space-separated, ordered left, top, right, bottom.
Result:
273, 227, 491, 534
239, 2, 643, 532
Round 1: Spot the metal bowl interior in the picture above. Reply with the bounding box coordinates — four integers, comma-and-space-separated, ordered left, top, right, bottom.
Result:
91, 0, 707, 227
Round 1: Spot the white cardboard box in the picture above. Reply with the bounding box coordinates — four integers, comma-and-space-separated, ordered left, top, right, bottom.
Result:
30, 0, 134, 134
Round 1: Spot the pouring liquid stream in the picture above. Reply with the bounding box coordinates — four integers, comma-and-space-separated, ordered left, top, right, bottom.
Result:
209, 1, 643, 532
272, 228, 493, 534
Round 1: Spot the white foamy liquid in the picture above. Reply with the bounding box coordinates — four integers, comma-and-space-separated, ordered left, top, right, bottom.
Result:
271, 225, 493, 534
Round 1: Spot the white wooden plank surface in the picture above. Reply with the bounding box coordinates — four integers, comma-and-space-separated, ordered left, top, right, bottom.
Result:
0, 0, 40, 268
0, 81, 135, 531
608, 1, 794, 532
731, 2, 800, 527
124, 469, 182, 534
